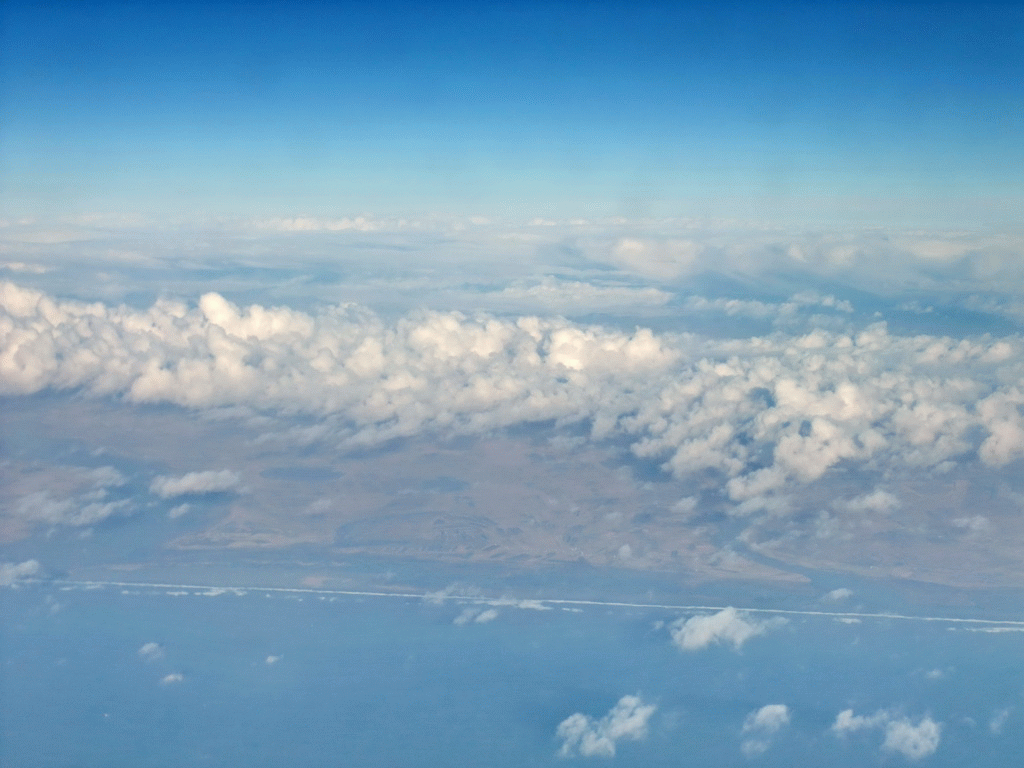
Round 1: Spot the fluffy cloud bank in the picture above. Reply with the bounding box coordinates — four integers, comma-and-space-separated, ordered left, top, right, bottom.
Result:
741, 704, 790, 757
670, 607, 786, 651
150, 470, 241, 499
4, 282, 1024, 513
833, 709, 941, 760
556, 695, 656, 758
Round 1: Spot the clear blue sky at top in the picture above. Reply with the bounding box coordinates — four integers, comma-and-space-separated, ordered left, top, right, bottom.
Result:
1, 0, 1021, 223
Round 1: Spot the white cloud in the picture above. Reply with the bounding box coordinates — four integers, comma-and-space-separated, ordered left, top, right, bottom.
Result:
485, 597, 552, 612
138, 642, 163, 661
422, 584, 483, 604
453, 607, 499, 625
253, 216, 380, 232
556, 695, 656, 758
832, 709, 941, 760
266, 655, 282, 665
4, 281, 1024, 535
741, 704, 790, 757
824, 588, 853, 602
7, 465, 131, 529
608, 237, 702, 279
882, 716, 942, 760
832, 708, 890, 735
989, 708, 1011, 735
670, 607, 786, 651
150, 470, 241, 499
0, 559, 39, 586
492, 278, 671, 312
168, 503, 191, 519
160, 673, 184, 685
1, 261, 48, 274
15, 492, 129, 527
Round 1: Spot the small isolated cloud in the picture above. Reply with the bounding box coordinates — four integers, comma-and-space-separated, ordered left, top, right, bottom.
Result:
150, 470, 241, 499
0, 559, 39, 586
160, 673, 184, 685
989, 708, 1011, 735
137, 642, 164, 661
453, 607, 500, 625
741, 704, 790, 757
832, 709, 941, 760
883, 716, 942, 760
824, 588, 853, 602
670, 607, 786, 651
265, 655, 282, 665
168, 503, 191, 519
556, 694, 656, 758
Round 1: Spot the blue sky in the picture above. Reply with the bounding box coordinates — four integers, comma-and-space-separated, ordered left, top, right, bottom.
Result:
2, 0, 1021, 224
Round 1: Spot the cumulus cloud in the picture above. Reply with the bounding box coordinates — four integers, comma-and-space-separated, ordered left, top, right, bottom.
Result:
882, 716, 942, 760
4, 281, 1024, 528
556, 695, 656, 758
150, 470, 241, 499
0, 559, 39, 586
670, 607, 786, 651
832, 709, 941, 760
160, 673, 184, 685
741, 704, 790, 757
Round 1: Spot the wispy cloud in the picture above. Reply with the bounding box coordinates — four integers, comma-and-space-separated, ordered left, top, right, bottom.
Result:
138, 642, 164, 661
150, 470, 241, 499
0, 559, 39, 586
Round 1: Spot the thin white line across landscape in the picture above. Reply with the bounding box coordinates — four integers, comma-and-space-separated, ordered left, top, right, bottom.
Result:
46, 579, 1024, 627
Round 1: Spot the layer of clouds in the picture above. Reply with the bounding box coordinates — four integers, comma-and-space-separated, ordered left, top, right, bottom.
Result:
832, 709, 941, 760
741, 704, 790, 757
670, 607, 786, 651
487, 278, 672, 313
150, 470, 242, 499
0, 559, 39, 586
556, 694, 656, 758
5, 282, 1024, 524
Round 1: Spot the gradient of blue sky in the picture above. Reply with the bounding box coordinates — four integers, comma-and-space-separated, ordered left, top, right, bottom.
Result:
1, 0, 1021, 223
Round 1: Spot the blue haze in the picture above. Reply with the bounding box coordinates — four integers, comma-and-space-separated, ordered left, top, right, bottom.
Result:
3, 583, 1023, 767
